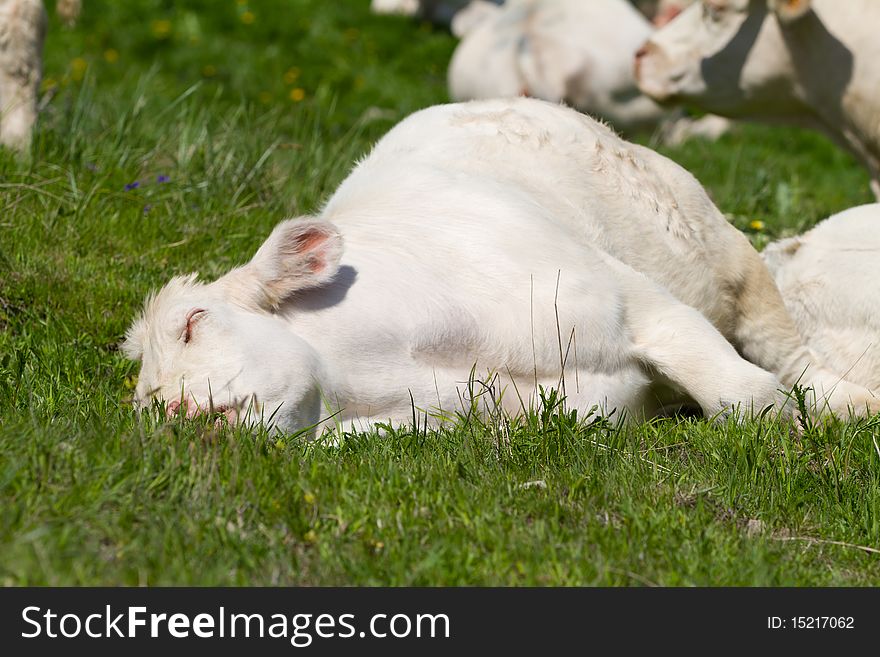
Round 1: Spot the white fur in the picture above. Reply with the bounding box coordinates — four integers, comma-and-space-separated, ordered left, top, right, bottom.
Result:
125, 98, 878, 434
636, 0, 880, 199
763, 204, 880, 391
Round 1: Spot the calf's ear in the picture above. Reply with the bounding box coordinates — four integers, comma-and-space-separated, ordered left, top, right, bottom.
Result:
224, 217, 344, 310
252, 217, 344, 307
768, 0, 811, 24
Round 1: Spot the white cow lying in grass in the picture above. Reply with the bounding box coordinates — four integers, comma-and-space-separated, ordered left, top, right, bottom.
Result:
124, 98, 878, 434
763, 204, 880, 391
635, 0, 880, 199
0, 0, 80, 153
447, 0, 728, 140
448, 0, 667, 134
375, 0, 666, 132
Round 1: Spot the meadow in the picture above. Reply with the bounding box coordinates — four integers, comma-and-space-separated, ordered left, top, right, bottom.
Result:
1, 0, 878, 585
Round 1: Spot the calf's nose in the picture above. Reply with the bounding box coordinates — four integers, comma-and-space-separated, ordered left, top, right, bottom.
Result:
166, 399, 182, 417
654, 7, 682, 27
166, 394, 239, 423
634, 43, 654, 80
166, 396, 199, 419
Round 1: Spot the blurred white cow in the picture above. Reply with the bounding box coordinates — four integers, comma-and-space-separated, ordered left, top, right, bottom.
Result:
763, 204, 880, 391
0, 0, 80, 153
635, 0, 880, 199
448, 0, 667, 133
447, 0, 727, 139
124, 98, 878, 434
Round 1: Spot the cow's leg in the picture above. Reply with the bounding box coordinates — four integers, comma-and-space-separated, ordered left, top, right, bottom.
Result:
0, 66, 40, 152
726, 239, 880, 416
0, 0, 46, 154
871, 178, 880, 201
624, 282, 789, 419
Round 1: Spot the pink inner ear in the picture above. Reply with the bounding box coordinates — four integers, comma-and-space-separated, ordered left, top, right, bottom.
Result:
292, 230, 330, 274
292, 230, 328, 253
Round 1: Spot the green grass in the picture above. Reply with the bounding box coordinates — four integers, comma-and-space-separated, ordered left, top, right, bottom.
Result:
1, 0, 878, 585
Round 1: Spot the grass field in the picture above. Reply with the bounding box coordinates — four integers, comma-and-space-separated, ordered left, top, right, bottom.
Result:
1, 0, 879, 586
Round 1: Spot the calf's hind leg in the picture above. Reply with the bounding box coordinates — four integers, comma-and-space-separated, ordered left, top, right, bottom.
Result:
625, 282, 790, 419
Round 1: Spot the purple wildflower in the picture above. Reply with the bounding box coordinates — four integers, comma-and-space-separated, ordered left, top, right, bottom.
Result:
125, 181, 140, 191
142, 204, 153, 214
157, 174, 170, 183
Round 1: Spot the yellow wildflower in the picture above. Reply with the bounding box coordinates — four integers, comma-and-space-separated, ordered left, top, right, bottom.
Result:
151, 19, 172, 39
70, 57, 87, 81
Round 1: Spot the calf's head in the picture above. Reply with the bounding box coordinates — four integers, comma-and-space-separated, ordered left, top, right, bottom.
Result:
635, 0, 812, 116
123, 218, 343, 433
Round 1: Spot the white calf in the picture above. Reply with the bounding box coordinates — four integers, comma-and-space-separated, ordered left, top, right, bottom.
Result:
763, 204, 880, 391
124, 98, 878, 434
448, 0, 668, 134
